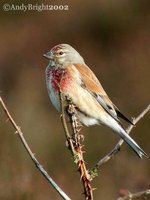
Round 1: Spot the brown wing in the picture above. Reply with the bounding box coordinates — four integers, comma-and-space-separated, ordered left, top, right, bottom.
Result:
74, 64, 114, 107
74, 64, 133, 124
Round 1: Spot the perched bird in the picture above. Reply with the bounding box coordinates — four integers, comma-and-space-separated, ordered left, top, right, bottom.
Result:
44, 44, 148, 158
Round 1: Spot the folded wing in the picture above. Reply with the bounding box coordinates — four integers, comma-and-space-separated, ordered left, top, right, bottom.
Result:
74, 64, 133, 125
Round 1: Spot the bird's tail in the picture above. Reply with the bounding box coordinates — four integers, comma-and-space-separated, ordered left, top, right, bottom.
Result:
118, 126, 148, 159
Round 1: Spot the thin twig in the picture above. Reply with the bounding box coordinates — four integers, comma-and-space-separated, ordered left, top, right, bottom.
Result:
59, 88, 93, 199
90, 104, 150, 177
0, 96, 71, 200
117, 189, 150, 200
67, 102, 93, 200
59, 93, 93, 200
59, 93, 76, 156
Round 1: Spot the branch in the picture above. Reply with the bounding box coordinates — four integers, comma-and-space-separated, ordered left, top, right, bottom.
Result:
90, 104, 150, 178
67, 101, 94, 200
59, 91, 94, 200
59, 94, 76, 156
0, 96, 71, 200
117, 189, 150, 200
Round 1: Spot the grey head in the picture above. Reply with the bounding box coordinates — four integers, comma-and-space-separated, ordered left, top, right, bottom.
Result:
43, 44, 85, 67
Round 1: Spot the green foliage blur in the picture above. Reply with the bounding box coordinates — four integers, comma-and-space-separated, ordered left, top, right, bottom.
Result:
0, 0, 149, 199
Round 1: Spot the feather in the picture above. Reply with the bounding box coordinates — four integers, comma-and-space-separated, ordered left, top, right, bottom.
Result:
74, 63, 133, 125
114, 105, 134, 125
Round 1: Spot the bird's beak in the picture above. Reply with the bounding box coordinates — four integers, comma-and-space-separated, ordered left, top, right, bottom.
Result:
43, 51, 53, 60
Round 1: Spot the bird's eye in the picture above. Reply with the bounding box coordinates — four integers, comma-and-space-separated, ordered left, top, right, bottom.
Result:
59, 51, 64, 55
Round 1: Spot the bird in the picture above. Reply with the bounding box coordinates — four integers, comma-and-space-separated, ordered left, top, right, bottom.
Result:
43, 43, 148, 159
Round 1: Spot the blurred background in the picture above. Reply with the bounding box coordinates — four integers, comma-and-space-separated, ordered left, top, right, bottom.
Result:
0, 0, 150, 199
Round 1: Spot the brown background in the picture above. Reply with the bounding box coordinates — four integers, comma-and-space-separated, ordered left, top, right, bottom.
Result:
0, 0, 150, 199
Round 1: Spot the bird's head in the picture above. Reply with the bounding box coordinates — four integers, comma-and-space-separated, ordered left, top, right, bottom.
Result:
43, 44, 85, 67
